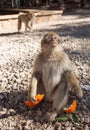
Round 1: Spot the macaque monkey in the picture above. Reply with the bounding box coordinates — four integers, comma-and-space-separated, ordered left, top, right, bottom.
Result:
28, 32, 83, 122
18, 12, 35, 32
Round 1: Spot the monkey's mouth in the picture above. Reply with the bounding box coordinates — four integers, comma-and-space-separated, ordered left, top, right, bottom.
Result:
51, 41, 58, 47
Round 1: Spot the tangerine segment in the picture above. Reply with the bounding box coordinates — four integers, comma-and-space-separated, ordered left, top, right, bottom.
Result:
25, 94, 44, 107
63, 100, 77, 113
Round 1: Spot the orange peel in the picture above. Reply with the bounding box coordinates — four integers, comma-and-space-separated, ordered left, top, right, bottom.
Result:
63, 100, 77, 113
25, 94, 44, 107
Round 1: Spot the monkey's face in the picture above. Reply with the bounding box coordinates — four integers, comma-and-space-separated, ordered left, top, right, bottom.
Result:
27, 13, 34, 19
41, 32, 61, 50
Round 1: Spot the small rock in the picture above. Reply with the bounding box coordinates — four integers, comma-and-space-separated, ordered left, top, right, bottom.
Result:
84, 117, 90, 124
12, 83, 17, 90
80, 117, 85, 123
0, 94, 4, 99
71, 127, 75, 130
26, 120, 33, 125
43, 124, 48, 129
0, 108, 7, 115
81, 85, 90, 91
65, 121, 69, 127
85, 125, 89, 130
16, 79, 21, 84
65, 127, 71, 130
47, 126, 54, 130
8, 109, 16, 114
55, 122, 62, 130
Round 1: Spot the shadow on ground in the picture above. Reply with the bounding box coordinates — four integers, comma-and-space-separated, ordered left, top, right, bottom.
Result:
0, 88, 90, 122
35, 22, 90, 39
0, 91, 28, 119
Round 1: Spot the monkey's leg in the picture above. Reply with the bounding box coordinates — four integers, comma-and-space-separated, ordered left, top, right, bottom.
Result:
45, 82, 68, 122
18, 19, 21, 31
37, 79, 46, 95
30, 18, 34, 29
66, 71, 83, 98
25, 23, 27, 31
52, 82, 68, 113
45, 111, 58, 122
27, 25, 32, 30
27, 22, 32, 30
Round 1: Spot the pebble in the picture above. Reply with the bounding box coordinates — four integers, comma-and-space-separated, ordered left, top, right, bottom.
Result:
0, 94, 4, 100
85, 125, 89, 130
0, 108, 7, 115
26, 120, 33, 126
71, 127, 75, 130
8, 109, 16, 114
81, 85, 90, 91
47, 126, 54, 130
65, 127, 71, 130
55, 122, 62, 130
65, 121, 70, 127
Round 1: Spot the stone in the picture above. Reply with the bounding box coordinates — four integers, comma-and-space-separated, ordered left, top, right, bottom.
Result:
65, 127, 71, 130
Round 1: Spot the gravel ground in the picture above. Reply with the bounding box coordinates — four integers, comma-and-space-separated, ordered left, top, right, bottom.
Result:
0, 9, 90, 130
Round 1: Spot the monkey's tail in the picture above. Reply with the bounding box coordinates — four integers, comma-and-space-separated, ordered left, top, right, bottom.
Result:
18, 17, 21, 31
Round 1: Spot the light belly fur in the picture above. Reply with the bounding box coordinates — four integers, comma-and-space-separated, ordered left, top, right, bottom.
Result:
42, 61, 64, 98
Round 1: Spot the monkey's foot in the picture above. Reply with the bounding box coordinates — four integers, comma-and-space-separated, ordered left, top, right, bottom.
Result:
44, 111, 57, 122
76, 89, 83, 98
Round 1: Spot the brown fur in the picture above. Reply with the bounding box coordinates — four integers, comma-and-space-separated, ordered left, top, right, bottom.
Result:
18, 13, 35, 32
28, 32, 83, 122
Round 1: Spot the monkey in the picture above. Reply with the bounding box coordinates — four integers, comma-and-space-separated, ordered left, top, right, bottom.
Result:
28, 32, 83, 122
18, 12, 35, 32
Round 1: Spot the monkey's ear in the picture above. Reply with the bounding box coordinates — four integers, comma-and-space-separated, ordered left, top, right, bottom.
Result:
41, 40, 43, 45
41, 38, 45, 46
41, 41, 44, 48
41, 33, 49, 45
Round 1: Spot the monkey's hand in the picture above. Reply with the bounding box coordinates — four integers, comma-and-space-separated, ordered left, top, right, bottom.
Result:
28, 92, 36, 102
28, 85, 37, 102
76, 88, 83, 98
30, 93, 36, 102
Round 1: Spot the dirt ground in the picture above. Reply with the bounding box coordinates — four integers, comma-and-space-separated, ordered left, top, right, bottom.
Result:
0, 9, 90, 130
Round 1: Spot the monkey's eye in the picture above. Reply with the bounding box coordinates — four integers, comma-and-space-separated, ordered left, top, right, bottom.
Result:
45, 35, 57, 42
43, 36, 51, 44
45, 35, 51, 41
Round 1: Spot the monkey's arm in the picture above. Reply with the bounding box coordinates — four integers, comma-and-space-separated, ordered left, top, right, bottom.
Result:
65, 71, 83, 98
28, 71, 41, 101
28, 54, 42, 101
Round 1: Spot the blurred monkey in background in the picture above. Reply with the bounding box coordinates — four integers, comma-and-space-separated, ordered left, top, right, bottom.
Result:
18, 12, 35, 32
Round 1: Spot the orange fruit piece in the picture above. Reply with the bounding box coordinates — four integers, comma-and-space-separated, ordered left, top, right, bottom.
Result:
25, 94, 44, 107
63, 100, 77, 113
